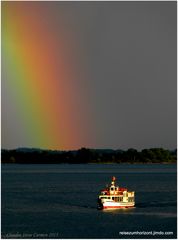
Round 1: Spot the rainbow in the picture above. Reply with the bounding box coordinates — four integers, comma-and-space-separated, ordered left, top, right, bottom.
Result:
2, 2, 94, 150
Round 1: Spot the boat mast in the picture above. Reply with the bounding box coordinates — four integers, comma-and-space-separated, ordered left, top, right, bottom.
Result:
111, 176, 116, 186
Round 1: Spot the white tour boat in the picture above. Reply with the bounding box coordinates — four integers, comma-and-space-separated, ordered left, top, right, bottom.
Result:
97, 176, 135, 210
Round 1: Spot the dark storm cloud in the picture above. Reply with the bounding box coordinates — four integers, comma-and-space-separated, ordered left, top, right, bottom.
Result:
2, 1, 177, 150
57, 1, 176, 150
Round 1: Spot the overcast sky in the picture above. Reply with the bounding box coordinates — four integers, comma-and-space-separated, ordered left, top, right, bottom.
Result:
72, 1, 177, 150
2, 1, 177, 150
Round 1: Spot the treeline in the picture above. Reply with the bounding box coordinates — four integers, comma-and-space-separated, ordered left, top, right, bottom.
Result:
1, 148, 176, 164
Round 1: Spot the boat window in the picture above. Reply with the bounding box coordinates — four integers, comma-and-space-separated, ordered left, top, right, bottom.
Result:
111, 187, 114, 191
112, 197, 114, 200
129, 197, 134, 202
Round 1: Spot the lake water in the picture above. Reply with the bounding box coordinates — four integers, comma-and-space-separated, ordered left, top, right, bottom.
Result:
1, 164, 177, 239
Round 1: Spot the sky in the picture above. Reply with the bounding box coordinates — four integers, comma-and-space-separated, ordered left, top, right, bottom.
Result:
2, 1, 177, 150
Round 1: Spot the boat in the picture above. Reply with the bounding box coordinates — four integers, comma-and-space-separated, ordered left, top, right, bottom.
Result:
97, 176, 135, 210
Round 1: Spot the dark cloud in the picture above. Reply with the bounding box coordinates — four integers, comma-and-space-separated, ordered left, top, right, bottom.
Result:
2, 2, 176, 150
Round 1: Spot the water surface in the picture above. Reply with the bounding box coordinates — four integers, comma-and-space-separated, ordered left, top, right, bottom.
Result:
1, 164, 177, 238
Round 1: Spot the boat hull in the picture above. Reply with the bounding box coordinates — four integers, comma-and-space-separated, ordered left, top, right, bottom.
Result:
98, 201, 135, 210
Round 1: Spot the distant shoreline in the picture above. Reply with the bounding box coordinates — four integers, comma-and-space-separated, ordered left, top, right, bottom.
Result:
1, 147, 176, 164
1, 162, 176, 165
